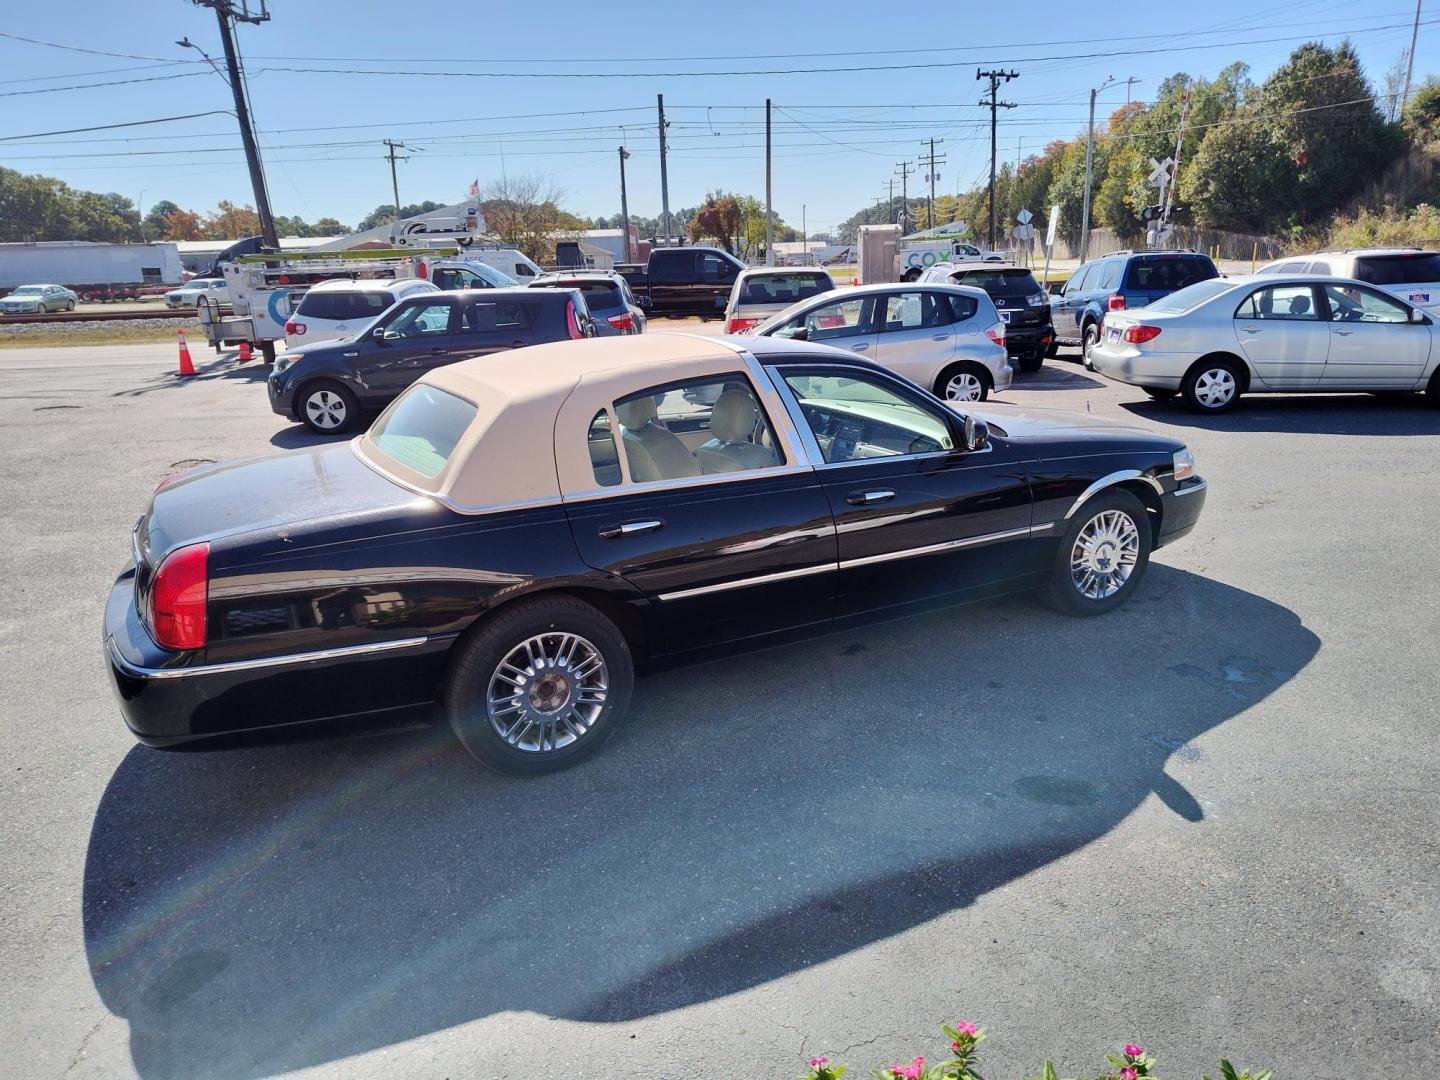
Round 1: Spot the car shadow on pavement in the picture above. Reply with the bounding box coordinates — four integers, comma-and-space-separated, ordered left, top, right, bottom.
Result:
82, 566, 1318, 1079
110, 353, 269, 398
1119, 393, 1440, 435
268, 426, 351, 450
1011, 366, 1106, 391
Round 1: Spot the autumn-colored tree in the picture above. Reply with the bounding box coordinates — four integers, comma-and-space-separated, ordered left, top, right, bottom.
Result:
205, 201, 262, 240
162, 208, 205, 241
479, 174, 585, 262
688, 193, 743, 253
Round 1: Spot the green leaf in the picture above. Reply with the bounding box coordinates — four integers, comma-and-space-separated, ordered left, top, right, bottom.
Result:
1220, 1060, 1238, 1080
1044, 1063, 1059, 1080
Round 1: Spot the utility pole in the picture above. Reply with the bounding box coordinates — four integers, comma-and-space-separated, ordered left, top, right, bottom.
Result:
618, 146, 632, 263
887, 177, 895, 225
1122, 76, 1141, 105
765, 98, 774, 266
658, 94, 671, 243
802, 203, 807, 265
976, 68, 1020, 249
919, 138, 946, 230
382, 139, 415, 218
1402, 0, 1422, 110
1080, 75, 1116, 263
894, 161, 913, 233
189, 1, 277, 250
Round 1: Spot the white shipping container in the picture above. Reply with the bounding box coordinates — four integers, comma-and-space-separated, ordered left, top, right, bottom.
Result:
0, 241, 184, 291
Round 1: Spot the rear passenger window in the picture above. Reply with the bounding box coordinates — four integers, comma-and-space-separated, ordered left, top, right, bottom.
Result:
881, 291, 955, 331
459, 301, 535, 333
1236, 285, 1319, 321
1097, 261, 1121, 289
612, 376, 782, 482
587, 410, 621, 487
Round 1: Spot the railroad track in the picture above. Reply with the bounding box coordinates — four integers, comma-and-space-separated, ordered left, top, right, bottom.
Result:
0, 308, 209, 326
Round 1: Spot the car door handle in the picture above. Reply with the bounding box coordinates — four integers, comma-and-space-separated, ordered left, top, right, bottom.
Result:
429, 346, 447, 354
510, 339, 526, 347
931, 333, 949, 341
598, 518, 665, 539
1240, 325, 1261, 334
846, 489, 895, 506
850, 342, 869, 352
1331, 328, 1355, 336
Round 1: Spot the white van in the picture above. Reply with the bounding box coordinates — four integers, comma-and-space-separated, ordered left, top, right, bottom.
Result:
283, 278, 438, 347
465, 247, 543, 281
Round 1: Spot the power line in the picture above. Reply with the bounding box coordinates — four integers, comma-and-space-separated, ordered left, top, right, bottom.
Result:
0, 30, 196, 62
0, 70, 211, 97
0, 110, 234, 142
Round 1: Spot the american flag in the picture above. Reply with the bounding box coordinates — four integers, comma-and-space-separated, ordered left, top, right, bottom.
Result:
467, 179, 480, 197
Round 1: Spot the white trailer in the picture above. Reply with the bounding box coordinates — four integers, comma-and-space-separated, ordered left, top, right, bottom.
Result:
0, 241, 184, 296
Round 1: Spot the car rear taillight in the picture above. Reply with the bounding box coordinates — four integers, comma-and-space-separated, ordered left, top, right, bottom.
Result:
607, 312, 635, 332
565, 299, 584, 340
984, 321, 1006, 345
727, 316, 762, 334
1123, 324, 1162, 344
1107, 293, 1127, 311
148, 542, 208, 651
284, 320, 307, 336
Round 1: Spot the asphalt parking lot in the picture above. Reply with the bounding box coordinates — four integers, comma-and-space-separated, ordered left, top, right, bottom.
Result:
2, 332, 1438, 1079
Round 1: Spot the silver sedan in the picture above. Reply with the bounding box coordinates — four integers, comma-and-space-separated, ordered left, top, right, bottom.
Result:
752, 281, 1011, 402
1089, 274, 1439, 413
0, 284, 78, 314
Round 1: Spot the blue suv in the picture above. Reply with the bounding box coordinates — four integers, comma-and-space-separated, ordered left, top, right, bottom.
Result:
1051, 250, 1219, 368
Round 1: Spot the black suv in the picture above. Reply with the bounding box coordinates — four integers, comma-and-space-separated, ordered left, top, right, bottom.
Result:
924, 264, 1054, 371
1051, 250, 1219, 368
269, 288, 594, 435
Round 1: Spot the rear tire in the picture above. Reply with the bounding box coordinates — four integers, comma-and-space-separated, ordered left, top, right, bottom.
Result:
1043, 489, 1152, 617
1045, 340, 1059, 359
1427, 368, 1440, 408
1081, 324, 1100, 370
934, 362, 991, 402
298, 380, 359, 435
445, 595, 634, 775
65, 299, 76, 312
1017, 351, 1044, 373
1181, 358, 1243, 414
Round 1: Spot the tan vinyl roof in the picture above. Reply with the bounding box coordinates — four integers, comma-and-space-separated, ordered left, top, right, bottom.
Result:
356, 333, 759, 510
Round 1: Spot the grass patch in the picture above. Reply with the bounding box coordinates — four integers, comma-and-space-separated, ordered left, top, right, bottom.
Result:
0, 323, 203, 349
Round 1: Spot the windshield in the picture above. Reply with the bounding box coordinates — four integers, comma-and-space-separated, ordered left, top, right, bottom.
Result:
470, 263, 517, 287
10, 287, 42, 295
366, 384, 476, 478
1146, 279, 1236, 313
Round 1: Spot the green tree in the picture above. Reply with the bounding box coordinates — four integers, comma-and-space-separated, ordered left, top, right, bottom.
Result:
142, 200, 180, 240
1184, 120, 1294, 232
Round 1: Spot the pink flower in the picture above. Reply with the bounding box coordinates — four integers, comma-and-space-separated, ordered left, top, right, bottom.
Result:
1124, 1044, 1143, 1057
950, 1041, 963, 1052
1121, 1069, 1138, 1080
954, 1021, 979, 1037
809, 1057, 829, 1068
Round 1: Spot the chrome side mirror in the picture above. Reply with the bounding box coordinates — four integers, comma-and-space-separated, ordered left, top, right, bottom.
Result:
964, 415, 989, 452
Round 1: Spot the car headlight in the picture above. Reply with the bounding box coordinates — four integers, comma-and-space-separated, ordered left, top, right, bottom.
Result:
1172, 447, 1196, 482
272, 353, 303, 375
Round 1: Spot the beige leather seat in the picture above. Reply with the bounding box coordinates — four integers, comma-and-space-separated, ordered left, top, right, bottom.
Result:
615, 397, 700, 482
697, 389, 779, 474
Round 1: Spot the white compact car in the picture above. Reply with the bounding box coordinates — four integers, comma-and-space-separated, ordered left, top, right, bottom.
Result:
1255, 248, 1440, 317
753, 282, 1011, 402
165, 278, 230, 309
283, 278, 439, 347
1088, 274, 1439, 413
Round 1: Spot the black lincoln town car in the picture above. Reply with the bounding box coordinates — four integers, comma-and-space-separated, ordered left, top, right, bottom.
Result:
105, 334, 1207, 774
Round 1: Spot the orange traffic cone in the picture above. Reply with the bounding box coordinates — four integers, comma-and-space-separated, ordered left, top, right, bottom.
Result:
237, 340, 254, 363
176, 329, 196, 378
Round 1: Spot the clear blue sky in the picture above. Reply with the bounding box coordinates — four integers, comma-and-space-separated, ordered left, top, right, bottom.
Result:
0, 0, 1432, 237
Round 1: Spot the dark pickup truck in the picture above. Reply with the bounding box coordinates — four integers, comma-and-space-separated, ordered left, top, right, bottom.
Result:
616, 246, 746, 318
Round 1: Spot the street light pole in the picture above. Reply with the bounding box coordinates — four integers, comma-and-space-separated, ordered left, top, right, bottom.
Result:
618, 146, 632, 263
1080, 75, 1116, 264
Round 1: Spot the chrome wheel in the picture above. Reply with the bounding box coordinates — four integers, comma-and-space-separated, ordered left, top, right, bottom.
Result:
943, 371, 985, 401
304, 389, 347, 430
1194, 367, 1236, 409
1070, 509, 1140, 600
486, 632, 609, 753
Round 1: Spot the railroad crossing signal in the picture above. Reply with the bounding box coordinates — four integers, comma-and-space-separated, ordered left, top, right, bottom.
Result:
1147, 156, 1174, 189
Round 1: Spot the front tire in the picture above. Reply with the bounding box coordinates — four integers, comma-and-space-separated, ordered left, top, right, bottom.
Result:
298, 380, 359, 435
1044, 489, 1151, 617
65, 299, 76, 312
445, 596, 634, 775
1181, 358, 1243, 413
935, 362, 991, 402
1081, 323, 1100, 369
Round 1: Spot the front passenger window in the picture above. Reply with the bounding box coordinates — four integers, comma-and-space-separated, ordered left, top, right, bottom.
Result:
781, 370, 955, 463
1322, 285, 1408, 324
